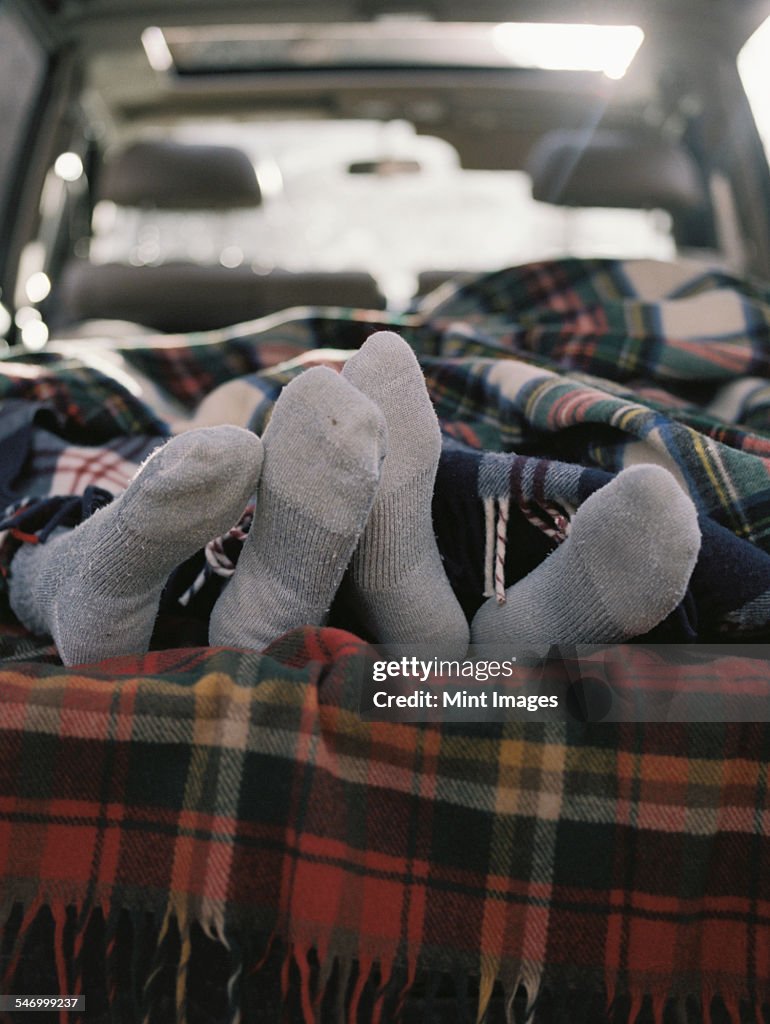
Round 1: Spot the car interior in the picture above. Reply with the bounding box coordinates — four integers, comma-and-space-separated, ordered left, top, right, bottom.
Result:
3, 2, 770, 1023
2, 0, 770, 349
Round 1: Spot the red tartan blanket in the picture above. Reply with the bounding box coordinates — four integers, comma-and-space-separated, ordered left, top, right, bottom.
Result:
1, 631, 769, 1023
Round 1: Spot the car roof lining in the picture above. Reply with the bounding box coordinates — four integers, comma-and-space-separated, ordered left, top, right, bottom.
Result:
3, 0, 755, 231
13, 0, 770, 58
10, 0, 757, 168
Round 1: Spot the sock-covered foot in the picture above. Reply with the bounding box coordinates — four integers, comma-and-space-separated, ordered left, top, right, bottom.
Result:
470, 464, 701, 652
208, 366, 387, 650
342, 331, 470, 657
8, 427, 264, 665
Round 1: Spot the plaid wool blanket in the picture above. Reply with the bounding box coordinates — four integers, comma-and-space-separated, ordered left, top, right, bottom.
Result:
1, 258, 770, 1022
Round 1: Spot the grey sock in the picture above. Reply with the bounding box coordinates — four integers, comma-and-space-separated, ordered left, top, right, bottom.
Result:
342, 331, 470, 657
9, 426, 263, 665
208, 366, 387, 651
471, 464, 701, 652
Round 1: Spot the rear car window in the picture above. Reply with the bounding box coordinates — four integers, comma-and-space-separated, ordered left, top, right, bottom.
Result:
88, 120, 677, 310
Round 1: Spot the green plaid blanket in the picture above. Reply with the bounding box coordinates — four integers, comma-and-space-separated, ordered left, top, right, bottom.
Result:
2, 258, 770, 1022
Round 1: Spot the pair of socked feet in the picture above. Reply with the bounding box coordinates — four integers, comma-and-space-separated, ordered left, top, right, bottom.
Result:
8, 332, 702, 667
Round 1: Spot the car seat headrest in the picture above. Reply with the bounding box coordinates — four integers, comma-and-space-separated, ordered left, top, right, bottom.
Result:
98, 140, 262, 209
527, 129, 707, 214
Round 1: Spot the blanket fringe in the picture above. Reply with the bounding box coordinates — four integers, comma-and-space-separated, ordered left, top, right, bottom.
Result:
0, 898, 762, 1023
174, 907, 192, 1024
482, 496, 509, 605
477, 957, 498, 1023
51, 904, 68, 1024
482, 495, 573, 606
177, 504, 254, 607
